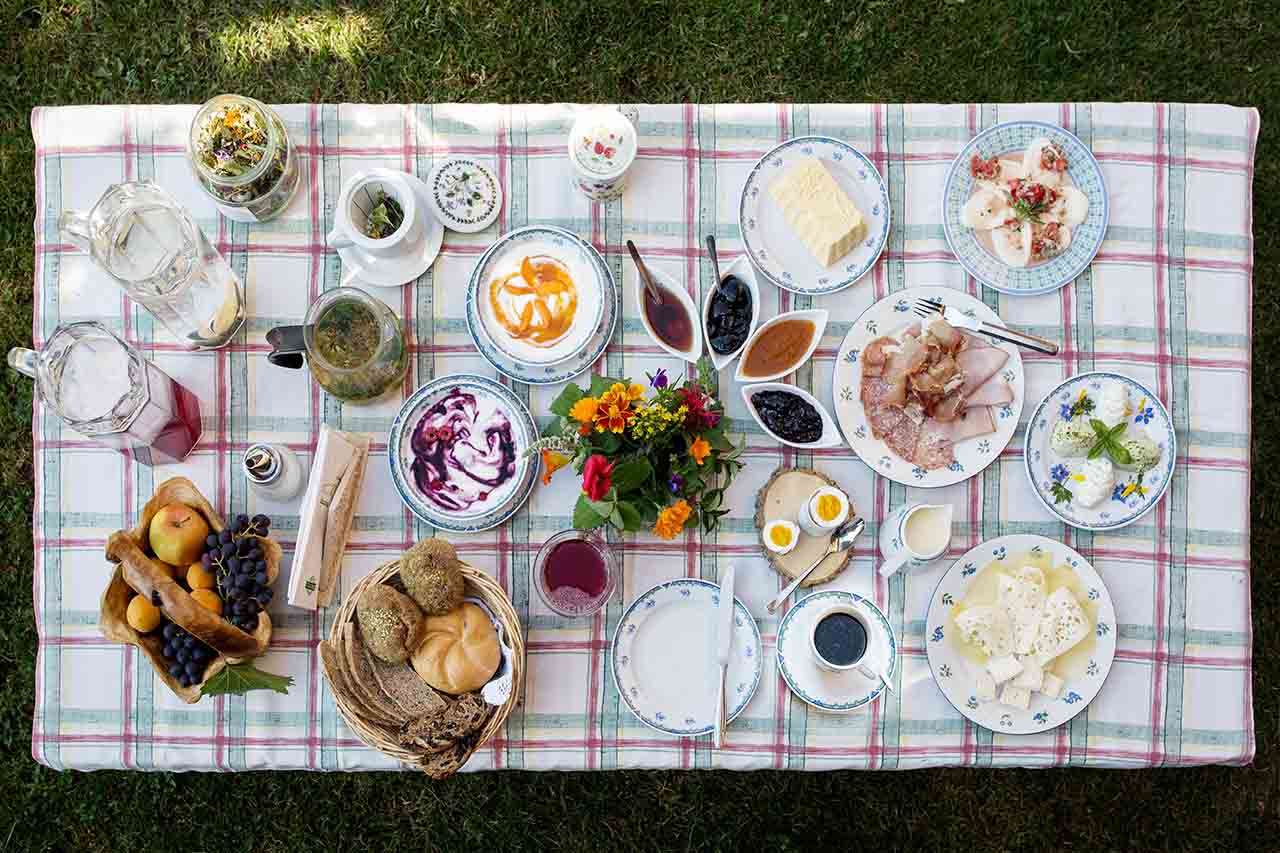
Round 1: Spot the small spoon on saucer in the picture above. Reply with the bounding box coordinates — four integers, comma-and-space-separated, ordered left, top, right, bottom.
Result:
626, 239, 665, 305
766, 517, 866, 616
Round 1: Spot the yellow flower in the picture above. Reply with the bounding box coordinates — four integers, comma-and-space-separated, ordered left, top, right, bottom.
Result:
594, 402, 634, 433
652, 500, 692, 539
570, 397, 599, 424
540, 449, 569, 485
689, 437, 711, 465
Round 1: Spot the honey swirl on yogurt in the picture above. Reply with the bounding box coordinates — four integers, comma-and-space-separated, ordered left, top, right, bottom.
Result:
488, 255, 578, 348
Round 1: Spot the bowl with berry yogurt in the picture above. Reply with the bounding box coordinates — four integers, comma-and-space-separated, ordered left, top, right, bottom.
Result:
388, 374, 537, 532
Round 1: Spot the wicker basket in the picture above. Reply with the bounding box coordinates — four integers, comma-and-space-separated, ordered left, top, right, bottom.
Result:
327, 558, 525, 776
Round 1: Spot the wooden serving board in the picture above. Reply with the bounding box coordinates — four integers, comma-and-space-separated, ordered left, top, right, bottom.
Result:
753, 467, 854, 586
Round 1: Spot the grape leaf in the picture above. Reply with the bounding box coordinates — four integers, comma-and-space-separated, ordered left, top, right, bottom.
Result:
201, 662, 294, 697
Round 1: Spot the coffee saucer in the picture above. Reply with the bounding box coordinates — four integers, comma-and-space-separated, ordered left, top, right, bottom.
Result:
337, 173, 445, 288
775, 590, 897, 713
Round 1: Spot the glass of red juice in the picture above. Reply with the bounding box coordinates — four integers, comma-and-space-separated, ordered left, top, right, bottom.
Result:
534, 530, 617, 617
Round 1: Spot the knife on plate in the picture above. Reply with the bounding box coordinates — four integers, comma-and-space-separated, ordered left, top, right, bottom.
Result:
713, 564, 736, 749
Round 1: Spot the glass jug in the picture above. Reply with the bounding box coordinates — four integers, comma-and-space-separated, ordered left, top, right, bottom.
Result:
8, 322, 203, 465
266, 287, 408, 403
60, 181, 245, 349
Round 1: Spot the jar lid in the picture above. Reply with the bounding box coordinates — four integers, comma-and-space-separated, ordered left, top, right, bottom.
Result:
425, 158, 502, 233
568, 108, 638, 179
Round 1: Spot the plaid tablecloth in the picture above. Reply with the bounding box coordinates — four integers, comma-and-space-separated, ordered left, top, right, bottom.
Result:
29, 103, 1257, 771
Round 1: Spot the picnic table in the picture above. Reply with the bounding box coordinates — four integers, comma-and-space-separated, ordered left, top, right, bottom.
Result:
29, 102, 1256, 771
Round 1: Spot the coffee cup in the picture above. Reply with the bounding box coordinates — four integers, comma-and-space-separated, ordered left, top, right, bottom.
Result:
809, 602, 884, 682
878, 502, 953, 577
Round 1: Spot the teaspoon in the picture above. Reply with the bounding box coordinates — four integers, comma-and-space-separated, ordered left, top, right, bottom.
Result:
766, 517, 866, 616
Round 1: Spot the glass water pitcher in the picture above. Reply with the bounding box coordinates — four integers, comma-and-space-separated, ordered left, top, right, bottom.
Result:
59, 181, 245, 349
8, 322, 203, 466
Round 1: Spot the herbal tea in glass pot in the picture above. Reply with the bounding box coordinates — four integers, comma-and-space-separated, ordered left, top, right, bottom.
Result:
266, 288, 408, 403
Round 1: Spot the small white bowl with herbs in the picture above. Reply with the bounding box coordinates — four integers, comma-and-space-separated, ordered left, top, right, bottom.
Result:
1023, 371, 1176, 531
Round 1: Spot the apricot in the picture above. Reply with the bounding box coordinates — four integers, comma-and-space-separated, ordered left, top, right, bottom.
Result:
190, 588, 223, 616
187, 562, 217, 590
126, 595, 161, 633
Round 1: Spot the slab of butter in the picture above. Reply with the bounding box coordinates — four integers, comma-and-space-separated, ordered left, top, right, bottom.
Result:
768, 158, 866, 267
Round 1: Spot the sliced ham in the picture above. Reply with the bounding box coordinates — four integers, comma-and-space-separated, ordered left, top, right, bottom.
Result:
862, 338, 891, 378
944, 406, 996, 442
957, 346, 1009, 396
965, 377, 1014, 408
933, 389, 967, 423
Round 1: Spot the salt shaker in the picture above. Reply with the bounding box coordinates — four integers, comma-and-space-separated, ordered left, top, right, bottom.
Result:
243, 443, 305, 501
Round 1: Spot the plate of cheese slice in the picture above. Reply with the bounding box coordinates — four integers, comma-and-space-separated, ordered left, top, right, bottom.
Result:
739, 136, 890, 296
924, 534, 1116, 735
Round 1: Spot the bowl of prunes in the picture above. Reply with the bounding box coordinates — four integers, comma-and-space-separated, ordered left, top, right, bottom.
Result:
703, 254, 760, 371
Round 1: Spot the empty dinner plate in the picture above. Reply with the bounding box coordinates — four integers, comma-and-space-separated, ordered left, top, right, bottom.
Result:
612, 579, 762, 737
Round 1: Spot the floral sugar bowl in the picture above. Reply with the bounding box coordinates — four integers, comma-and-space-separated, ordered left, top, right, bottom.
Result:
568, 107, 638, 202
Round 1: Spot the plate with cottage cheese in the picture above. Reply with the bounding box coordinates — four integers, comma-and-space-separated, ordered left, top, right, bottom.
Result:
739, 136, 890, 295
1023, 371, 1176, 531
925, 534, 1117, 735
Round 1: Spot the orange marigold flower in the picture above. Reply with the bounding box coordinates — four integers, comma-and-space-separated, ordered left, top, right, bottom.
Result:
594, 402, 634, 433
652, 500, 692, 539
539, 449, 570, 485
689, 436, 711, 465
570, 396, 600, 424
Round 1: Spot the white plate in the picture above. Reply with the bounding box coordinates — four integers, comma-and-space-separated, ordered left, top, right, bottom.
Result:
733, 309, 828, 384
942, 121, 1109, 296
464, 227, 618, 385
470, 226, 607, 366
1024, 371, 1176, 531
426, 158, 502, 233
612, 579, 762, 737
739, 136, 890, 295
337, 172, 445, 288
703, 255, 761, 371
740, 382, 843, 449
387, 374, 536, 533
832, 286, 1024, 488
633, 261, 704, 362
776, 591, 897, 712
924, 534, 1117, 734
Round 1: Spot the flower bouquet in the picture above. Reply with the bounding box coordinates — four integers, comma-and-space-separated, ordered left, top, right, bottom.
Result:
534, 360, 743, 538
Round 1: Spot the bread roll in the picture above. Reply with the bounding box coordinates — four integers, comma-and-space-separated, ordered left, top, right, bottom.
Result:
411, 603, 500, 695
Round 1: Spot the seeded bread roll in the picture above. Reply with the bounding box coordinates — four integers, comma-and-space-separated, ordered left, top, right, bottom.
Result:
400, 538, 466, 615
356, 584, 426, 664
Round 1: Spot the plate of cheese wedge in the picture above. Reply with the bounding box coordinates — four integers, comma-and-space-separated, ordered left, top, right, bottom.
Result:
924, 534, 1116, 734
739, 136, 890, 296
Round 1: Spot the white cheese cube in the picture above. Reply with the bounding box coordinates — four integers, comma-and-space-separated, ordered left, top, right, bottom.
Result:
1040, 673, 1064, 699
1011, 657, 1044, 691
986, 654, 1024, 685
1000, 685, 1032, 710
768, 158, 867, 267
974, 671, 997, 702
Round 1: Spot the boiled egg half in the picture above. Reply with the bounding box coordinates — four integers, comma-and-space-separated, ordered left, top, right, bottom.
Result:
762, 519, 800, 555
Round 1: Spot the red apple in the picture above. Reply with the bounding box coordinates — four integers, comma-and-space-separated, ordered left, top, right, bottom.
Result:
148, 502, 210, 567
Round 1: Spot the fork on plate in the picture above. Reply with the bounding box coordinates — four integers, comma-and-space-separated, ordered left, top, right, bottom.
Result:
912, 297, 1060, 356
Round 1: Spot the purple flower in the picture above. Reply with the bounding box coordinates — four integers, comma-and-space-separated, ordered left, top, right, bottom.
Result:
1111, 483, 1127, 502
1050, 464, 1069, 483
1059, 403, 1074, 421
668, 473, 683, 494
648, 368, 669, 390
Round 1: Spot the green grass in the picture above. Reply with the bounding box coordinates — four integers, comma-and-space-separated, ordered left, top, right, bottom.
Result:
0, 0, 1277, 849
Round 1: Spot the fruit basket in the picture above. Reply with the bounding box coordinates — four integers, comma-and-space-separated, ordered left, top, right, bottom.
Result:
325, 558, 525, 778
100, 477, 281, 703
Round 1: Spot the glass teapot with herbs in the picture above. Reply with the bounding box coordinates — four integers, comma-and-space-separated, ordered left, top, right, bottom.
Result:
266, 287, 408, 403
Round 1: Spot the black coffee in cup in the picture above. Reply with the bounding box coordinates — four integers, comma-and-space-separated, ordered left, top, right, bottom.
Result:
813, 612, 868, 667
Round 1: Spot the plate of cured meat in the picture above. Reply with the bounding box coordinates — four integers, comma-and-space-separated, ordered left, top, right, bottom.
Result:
833, 287, 1024, 488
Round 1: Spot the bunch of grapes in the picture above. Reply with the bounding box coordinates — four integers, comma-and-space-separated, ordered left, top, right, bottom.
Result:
199, 513, 274, 634
160, 620, 214, 688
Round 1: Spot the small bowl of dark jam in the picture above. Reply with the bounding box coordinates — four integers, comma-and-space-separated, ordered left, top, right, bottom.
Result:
809, 603, 873, 672
702, 255, 760, 370
741, 382, 844, 448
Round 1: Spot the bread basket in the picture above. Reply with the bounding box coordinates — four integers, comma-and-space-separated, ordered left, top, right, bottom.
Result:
100, 476, 281, 703
327, 558, 525, 777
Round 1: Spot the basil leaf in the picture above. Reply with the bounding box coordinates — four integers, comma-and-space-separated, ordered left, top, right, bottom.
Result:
1087, 439, 1106, 460
1108, 421, 1128, 440
1090, 419, 1111, 440
1109, 442, 1132, 466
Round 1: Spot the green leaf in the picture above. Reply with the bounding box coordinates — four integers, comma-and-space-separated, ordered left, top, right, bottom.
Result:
1087, 439, 1106, 460
572, 494, 606, 529
1049, 482, 1074, 505
1107, 421, 1128, 439
549, 383, 584, 417
1089, 418, 1111, 440
596, 432, 623, 454
610, 458, 652, 493
614, 500, 644, 531
701, 488, 723, 513
201, 663, 293, 697
589, 375, 627, 397
586, 497, 616, 518
1109, 442, 1133, 466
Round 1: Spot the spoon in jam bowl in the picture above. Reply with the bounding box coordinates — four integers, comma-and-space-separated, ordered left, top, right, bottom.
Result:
626, 239, 664, 306
766, 517, 866, 616
705, 234, 725, 300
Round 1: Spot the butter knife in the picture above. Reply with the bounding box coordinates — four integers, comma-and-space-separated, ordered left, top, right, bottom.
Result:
713, 564, 736, 748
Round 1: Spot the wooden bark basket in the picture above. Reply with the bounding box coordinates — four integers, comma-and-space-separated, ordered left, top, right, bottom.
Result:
325, 559, 525, 779
100, 477, 281, 703
754, 466, 854, 586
